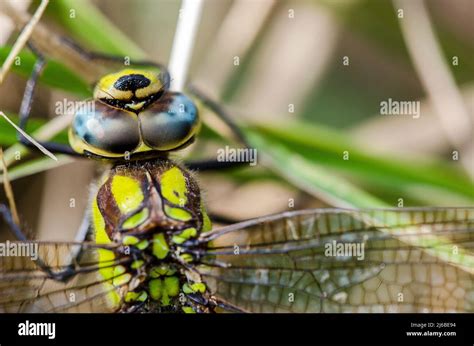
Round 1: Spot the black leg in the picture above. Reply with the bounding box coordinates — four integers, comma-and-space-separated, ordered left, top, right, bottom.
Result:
184, 85, 255, 172
186, 160, 250, 171
208, 213, 241, 225
187, 292, 246, 313
0, 203, 26, 241
187, 85, 250, 147
0, 203, 84, 282
16, 43, 83, 157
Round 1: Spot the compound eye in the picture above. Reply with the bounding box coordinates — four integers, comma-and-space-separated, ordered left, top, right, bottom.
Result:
70, 101, 140, 156
139, 92, 199, 151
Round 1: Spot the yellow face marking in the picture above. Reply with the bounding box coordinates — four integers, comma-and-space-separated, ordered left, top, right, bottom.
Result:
94, 69, 162, 101
111, 175, 144, 214
135, 84, 161, 99
126, 101, 146, 110
160, 167, 188, 206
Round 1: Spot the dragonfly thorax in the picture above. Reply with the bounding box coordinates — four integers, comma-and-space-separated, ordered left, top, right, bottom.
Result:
91, 159, 212, 312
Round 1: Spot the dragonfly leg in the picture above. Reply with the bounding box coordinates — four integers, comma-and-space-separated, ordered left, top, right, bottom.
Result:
208, 213, 242, 225
185, 159, 250, 171
16, 42, 83, 157
0, 203, 85, 282
184, 86, 256, 172
186, 291, 247, 313
183, 294, 211, 313
0, 203, 26, 241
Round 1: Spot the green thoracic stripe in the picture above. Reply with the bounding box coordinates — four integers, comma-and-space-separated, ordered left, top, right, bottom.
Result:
160, 166, 189, 206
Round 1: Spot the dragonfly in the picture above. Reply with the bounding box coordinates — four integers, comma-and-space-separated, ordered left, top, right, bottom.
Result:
0, 6, 473, 314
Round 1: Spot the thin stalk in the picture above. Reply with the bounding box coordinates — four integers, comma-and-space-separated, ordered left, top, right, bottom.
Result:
168, 0, 204, 92
0, 0, 49, 83
0, 147, 20, 225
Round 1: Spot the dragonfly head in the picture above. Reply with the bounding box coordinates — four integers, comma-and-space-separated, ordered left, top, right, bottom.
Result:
69, 69, 201, 160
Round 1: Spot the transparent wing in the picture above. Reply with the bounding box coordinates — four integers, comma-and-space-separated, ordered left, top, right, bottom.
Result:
0, 241, 128, 312
196, 207, 474, 313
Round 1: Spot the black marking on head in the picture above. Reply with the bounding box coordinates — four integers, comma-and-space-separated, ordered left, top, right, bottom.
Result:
114, 74, 151, 91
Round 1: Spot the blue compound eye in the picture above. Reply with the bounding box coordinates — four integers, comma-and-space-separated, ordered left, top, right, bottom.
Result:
139, 92, 200, 151
69, 101, 140, 156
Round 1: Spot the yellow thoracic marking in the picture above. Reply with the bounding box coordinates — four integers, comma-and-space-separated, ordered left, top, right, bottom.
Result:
200, 202, 212, 232
94, 69, 162, 101
183, 282, 206, 294
125, 291, 147, 303
92, 198, 121, 309
164, 205, 192, 221
122, 235, 140, 245
111, 175, 144, 214
160, 167, 188, 206
112, 265, 132, 286
92, 198, 107, 244
148, 276, 180, 306
150, 264, 176, 278
122, 207, 149, 230
152, 233, 170, 259
172, 227, 197, 244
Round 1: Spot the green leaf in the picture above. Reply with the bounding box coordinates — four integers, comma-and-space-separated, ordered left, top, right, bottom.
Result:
247, 131, 387, 208
249, 121, 474, 205
0, 155, 73, 184
46, 0, 147, 58
0, 113, 68, 147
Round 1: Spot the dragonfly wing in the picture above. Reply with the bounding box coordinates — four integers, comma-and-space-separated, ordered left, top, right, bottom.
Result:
0, 241, 127, 312
197, 208, 474, 313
